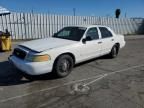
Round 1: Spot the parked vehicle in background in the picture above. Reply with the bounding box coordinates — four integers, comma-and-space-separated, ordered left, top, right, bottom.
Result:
9, 25, 125, 79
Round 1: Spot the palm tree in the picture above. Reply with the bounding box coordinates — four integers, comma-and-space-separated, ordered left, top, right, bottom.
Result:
115, 9, 121, 18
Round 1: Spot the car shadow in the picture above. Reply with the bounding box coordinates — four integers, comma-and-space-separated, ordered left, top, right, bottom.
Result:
27, 55, 111, 80
75, 55, 111, 67
0, 61, 30, 86
0, 60, 60, 86
0, 55, 110, 86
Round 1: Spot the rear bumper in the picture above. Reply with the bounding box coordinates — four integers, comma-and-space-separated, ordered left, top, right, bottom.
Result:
120, 40, 126, 49
8, 55, 53, 75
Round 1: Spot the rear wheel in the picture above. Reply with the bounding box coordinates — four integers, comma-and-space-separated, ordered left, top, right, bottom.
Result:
109, 45, 119, 58
53, 55, 74, 78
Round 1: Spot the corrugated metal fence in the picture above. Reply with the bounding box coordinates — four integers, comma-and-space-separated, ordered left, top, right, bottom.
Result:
0, 12, 144, 39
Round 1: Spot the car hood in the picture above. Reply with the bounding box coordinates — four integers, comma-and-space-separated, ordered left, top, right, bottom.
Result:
19, 37, 77, 52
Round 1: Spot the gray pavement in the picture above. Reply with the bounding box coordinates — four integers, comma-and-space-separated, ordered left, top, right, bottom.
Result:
0, 35, 144, 108
124, 35, 144, 40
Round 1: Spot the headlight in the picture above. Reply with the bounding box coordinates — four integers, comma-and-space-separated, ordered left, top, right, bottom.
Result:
25, 54, 51, 62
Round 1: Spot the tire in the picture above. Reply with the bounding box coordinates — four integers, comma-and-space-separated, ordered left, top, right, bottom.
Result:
109, 45, 119, 58
53, 55, 74, 78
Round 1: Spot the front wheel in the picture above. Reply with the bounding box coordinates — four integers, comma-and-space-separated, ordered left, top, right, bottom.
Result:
53, 55, 74, 78
109, 45, 119, 58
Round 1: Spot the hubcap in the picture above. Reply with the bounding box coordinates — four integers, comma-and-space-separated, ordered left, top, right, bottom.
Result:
60, 59, 70, 72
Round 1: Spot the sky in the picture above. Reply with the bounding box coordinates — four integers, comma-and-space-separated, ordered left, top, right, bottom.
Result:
0, 0, 144, 18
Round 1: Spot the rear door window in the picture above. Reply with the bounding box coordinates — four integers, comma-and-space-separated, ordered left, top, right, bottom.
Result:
99, 27, 113, 38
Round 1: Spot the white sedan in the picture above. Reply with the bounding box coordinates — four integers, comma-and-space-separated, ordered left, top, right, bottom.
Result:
9, 25, 125, 78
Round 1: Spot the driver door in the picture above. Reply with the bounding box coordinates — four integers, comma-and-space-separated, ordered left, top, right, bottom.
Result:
80, 27, 102, 60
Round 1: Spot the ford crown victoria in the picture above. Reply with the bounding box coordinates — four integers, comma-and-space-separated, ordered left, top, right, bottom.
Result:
9, 25, 125, 78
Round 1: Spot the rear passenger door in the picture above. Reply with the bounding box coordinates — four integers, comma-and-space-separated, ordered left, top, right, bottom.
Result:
99, 27, 114, 55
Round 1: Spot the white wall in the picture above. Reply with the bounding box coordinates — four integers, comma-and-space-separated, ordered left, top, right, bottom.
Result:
0, 12, 144, 39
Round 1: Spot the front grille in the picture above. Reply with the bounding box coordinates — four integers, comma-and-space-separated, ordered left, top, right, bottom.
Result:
13, 48, 27, 60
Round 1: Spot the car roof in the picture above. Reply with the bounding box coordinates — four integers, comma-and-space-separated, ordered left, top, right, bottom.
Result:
67, 25, 109, 28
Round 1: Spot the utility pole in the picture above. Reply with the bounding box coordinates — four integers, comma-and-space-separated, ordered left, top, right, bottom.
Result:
73, 8, 76, 16
125, 12, 127, 18
31, 9, 34, 14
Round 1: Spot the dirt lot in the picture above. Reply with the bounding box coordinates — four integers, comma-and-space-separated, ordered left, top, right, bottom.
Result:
0, 35, 144, 108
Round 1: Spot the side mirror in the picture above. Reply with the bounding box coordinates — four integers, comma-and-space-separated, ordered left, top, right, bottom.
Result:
82, 36, 92, 44
82, 38, 86, 44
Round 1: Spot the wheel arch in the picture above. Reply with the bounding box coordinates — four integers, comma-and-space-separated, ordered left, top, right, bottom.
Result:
53, 52, 76, 67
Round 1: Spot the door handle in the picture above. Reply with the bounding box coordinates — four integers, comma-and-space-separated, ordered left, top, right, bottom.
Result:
98, 41, 102, 44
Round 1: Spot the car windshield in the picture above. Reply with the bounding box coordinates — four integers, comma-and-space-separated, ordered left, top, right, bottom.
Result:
53, 27, 87, 41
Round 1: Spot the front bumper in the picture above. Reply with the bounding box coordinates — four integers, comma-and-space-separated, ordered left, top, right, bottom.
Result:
8, 55, 53, 75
